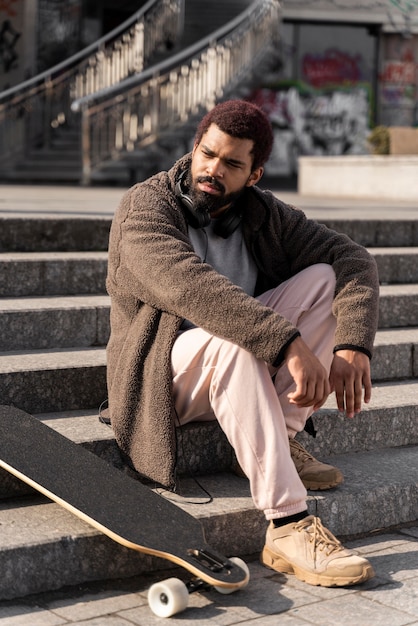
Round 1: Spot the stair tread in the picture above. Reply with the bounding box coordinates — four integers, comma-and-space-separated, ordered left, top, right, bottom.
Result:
1, 444, 417, 548
370, 246, 418, 254
0, 251, 108, 260
0, 247, 417, 261
0, 288, 416, 308
0, 295, 109, 311
322, 379, 418, 410
374, 327, 418, 343
0, 344, 418, 378
0, 347, 106, 371
0, 497, 99, 549
37, 409, 113, 444
379, 283, 418, 294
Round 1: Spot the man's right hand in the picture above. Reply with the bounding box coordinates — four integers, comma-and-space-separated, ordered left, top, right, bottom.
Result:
284, 336, 331, 411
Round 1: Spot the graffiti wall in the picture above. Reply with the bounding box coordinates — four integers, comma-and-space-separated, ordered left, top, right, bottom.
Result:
0, 0, 23, 90
251, 85, 370, 177
250, 22, 377, 177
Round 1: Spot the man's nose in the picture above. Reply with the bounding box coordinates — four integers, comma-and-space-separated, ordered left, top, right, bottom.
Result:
206, 158, 224, 178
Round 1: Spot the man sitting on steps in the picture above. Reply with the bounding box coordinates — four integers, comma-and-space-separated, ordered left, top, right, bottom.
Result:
106, 99, 380, 588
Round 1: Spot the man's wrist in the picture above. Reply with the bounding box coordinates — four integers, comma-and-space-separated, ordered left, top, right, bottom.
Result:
333, 344, 372, 360
273, 332, 301, 367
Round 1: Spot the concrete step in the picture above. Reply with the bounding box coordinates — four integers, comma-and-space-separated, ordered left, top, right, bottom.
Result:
2, 217, 418, 252
0, 410, 233, 499
0, 378, 417, 494
320, 218, 418, 247
37, 378, 418, 465
0, 287, 416, 363
0, 349, 107, 414
0, 443, 417, 600
299, 379, 418, 458
371, 247, 418, 283
1, 247, 418, 298
0, 218, 111, 253
0, 295, 110, 350
379, 284, 418, 327
0, 252, 107, 297
371, 327, 418, 381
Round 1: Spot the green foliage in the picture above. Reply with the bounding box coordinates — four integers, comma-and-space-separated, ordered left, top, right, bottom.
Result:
368, 126, 390, 155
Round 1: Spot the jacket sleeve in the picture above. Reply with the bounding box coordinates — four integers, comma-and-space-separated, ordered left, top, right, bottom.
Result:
260, 192, 380, 357
107, 178, 300, 366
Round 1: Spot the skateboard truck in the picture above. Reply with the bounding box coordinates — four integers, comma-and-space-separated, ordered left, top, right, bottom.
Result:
187, 547, 233, 574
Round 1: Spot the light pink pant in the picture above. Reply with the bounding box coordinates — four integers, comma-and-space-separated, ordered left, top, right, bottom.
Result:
171, 264, 337, 519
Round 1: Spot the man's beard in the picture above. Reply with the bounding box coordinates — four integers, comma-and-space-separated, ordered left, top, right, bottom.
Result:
189, 174, 245, 215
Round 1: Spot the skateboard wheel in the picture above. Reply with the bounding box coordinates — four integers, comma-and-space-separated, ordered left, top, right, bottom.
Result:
214, 557, 250, 594
148, 577, 189, 617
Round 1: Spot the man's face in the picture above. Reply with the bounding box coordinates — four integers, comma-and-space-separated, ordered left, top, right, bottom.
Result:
190, 123, 263, 217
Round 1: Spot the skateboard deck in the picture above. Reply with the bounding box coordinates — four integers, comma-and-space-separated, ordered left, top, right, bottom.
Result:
0, 406, 249, 616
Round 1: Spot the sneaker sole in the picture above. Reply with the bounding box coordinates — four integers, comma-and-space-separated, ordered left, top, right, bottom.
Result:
260, 546, 375, 587
302, 477, 344, 490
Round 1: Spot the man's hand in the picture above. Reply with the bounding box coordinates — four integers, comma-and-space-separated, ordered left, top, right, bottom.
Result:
285, 337, 331, 411
329, 350, 372, 418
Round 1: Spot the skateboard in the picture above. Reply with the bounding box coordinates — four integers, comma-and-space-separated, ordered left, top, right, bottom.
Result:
0, 405, 249, 617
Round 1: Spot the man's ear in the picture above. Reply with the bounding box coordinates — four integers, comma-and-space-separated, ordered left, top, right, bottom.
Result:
246, 167, 264, 187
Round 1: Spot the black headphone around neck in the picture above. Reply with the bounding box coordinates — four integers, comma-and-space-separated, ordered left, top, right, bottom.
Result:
175, 170, 242, 238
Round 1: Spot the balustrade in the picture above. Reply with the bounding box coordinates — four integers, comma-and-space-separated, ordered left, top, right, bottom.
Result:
0, 0, 183, 171
74, 0, 280, 184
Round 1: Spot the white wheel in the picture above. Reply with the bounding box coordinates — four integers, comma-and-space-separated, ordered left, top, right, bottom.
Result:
214, 557, 250, 594
148, 577, 189, 617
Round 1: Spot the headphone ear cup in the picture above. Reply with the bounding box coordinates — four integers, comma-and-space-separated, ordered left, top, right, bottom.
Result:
175, 177, 194, 211
175, 172, 210, 229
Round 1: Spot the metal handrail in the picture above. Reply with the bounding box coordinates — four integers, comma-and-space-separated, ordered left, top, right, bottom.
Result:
74, 0, 281, 184
0, 0, 184, 169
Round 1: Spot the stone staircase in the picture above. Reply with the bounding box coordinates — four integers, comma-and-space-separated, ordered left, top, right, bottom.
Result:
0, 204, 417, 600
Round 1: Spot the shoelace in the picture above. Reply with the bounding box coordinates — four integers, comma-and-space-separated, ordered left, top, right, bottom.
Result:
295, 516, 344, 561
289, 439, 315, 462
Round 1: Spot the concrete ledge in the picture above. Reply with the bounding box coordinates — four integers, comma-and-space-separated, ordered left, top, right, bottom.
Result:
298, 155, 418, 201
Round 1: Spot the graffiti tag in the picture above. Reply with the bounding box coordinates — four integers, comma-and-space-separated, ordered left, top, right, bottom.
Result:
302, 49, 363, 88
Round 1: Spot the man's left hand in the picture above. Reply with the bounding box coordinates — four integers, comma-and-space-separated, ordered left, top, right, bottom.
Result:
329, 350, 372, 418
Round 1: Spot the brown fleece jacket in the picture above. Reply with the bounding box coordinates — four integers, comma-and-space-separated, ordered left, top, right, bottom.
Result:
106, 153, 380, 488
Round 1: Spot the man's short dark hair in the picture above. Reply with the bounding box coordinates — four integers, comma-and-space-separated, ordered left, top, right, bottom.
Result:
195, 99, 273, 171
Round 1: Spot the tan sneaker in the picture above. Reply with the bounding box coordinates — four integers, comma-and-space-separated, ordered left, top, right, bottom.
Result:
289, 438, 343, 490
261, 516, 374, 587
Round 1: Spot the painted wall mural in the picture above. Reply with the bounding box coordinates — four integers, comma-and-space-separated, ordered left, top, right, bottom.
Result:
249, 22, 377, 177
250, 84, 370, 176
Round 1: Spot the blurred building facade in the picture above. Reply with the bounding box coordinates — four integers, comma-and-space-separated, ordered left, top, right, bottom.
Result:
251, 0, 418, 176
0, 0, 146, 90
1, 0, 417, 178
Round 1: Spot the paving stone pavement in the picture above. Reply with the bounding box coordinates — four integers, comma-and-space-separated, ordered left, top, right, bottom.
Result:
0, 525, 416, 625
